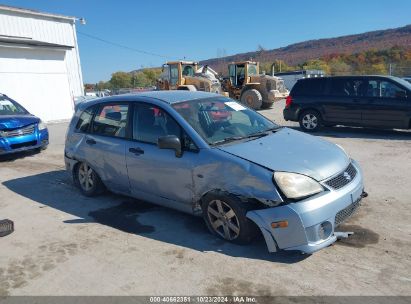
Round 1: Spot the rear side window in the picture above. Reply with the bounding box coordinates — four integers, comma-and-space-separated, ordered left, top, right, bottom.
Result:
292, 79, 325, 96
75, 106, 94, 133
92, 104, 129, 138
330, 78, 367, 97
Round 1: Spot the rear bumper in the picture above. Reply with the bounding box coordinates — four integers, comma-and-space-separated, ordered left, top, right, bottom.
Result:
247, 160, 365, 254
0, 128, 48, 155
283, 106, 299, 121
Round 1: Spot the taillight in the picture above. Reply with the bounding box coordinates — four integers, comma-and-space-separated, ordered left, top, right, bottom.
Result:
285, 95, 293, 108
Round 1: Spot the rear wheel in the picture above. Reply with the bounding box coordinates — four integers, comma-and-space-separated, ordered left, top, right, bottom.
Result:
240, 89, 263, 110
74, 162, 104, 196
202, 192, 257, 244
299, 110, 322, 132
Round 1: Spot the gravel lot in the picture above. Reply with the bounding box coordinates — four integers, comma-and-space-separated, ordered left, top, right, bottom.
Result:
0, 100, 410, 296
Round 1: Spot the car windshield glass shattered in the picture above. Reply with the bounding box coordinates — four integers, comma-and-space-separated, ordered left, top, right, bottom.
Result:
173, 97, 280, 145
0, 97, 27, 116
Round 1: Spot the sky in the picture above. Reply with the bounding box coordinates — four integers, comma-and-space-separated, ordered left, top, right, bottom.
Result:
2, 0, 410, 83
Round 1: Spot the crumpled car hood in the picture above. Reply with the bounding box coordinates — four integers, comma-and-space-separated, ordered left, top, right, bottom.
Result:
217, 128, 349, 181
0, 115, 39, 130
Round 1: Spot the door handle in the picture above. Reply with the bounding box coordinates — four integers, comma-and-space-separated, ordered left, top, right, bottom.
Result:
129, 147, 144, 155
86, 138, 97, 145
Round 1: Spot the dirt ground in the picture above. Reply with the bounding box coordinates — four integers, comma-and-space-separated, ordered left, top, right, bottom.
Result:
0, 100, 410, 296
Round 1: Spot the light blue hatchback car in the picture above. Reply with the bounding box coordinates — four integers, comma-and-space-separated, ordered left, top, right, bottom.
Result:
65, 91, 366, 254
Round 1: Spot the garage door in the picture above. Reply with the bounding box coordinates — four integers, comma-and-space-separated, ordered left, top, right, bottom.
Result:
0, 46, 74, 122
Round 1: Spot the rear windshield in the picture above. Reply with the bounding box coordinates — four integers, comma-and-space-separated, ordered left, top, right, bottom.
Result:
292, 78, 326, 96
0, 96, 28, 116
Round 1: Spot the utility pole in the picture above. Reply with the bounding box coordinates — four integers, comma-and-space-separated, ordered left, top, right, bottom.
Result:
389, 63, 392, 76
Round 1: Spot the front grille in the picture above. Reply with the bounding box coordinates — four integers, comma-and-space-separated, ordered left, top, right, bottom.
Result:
325, 163, 357, 190
2, 125, 35, 138
10, 140, 37, 149
335, 199, 361, 226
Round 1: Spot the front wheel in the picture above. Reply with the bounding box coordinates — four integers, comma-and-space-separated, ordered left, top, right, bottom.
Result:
299, 110, 322, 132
202, 192, 257, 244
240, 89, 263, 110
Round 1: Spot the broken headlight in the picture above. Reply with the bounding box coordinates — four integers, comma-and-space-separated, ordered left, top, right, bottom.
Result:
274, 172, 323, 200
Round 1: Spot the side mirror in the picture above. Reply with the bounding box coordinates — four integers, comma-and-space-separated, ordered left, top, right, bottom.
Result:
158, 135, 182, 158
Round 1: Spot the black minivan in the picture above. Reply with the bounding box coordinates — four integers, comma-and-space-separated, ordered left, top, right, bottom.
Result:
283, 75, 411, 132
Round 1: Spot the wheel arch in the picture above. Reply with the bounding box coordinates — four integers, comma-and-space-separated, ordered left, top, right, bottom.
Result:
298, 107, 323, 121
72, 159, 106, 189
240, 84, 261, 96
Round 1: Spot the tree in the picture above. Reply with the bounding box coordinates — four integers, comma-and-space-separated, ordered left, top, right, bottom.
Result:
109, 72, 132, 88
329, 58, 352, 76
302, 59, 330, 74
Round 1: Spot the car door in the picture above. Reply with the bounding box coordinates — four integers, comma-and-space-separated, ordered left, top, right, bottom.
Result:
361, 78, 410, 128
125, 102, 198, 214
83, 102, 131, 194
321, 77, 362, 124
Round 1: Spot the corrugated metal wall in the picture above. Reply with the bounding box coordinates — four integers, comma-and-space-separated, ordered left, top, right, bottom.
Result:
0, 8, 84, 98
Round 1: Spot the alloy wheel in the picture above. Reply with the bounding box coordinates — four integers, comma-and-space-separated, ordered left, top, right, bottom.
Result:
78, 163, 95, 191
207, 200, 240, 240
302, 113, 318, 130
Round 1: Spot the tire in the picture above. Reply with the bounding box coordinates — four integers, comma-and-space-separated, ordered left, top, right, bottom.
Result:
202, 192, 258, 244
299, 110, 322, 132
240, 89, 263, 110
74, 162, 104, 197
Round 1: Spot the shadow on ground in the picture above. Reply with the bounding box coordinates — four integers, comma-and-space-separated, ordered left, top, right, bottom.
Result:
2, 170, 307, 264
287, 125, 411, 141
0, 149, 41, 162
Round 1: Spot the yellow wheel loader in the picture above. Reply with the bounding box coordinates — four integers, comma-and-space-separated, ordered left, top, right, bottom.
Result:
222, 61, 289, 110
156, 61, 224, 94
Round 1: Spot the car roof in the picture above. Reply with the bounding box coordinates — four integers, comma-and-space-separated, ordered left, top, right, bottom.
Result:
77, 91, 221, 110
130, 90, 219, 103
299, 75, 401, 80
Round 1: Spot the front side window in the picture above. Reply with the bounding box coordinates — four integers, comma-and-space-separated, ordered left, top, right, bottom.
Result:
92, 104, 129, 138
133, 104, 181, 144
173, 97, 279, 145
0, 97, 28, 115
380, 81, 407, 99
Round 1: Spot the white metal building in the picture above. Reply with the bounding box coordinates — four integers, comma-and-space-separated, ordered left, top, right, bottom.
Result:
0, 5, 84, 122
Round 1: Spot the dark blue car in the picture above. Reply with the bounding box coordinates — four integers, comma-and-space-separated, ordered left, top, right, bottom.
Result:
0, 94, 49, 156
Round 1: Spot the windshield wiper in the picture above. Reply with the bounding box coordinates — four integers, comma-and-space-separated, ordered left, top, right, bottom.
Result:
211, 136, 245, 146
211, 126, 283, 146
245, 126, 283, 139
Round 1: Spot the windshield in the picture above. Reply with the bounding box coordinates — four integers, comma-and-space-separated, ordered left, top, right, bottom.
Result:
0, 96, 28, 116
182, 65, 195, 77
172, 97, 279, 145
392, 76, 411, 90
248, 64, 258, 76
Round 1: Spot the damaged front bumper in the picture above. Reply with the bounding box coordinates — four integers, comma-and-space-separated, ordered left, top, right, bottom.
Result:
247, 161, 365, 254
